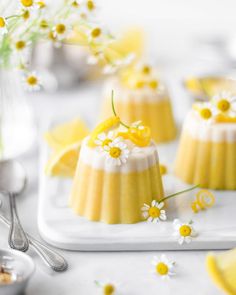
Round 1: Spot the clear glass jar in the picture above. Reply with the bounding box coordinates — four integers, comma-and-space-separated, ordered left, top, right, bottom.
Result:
0, 70, 36, 160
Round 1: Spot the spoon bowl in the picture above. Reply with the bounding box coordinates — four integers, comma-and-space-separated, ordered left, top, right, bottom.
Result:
0, 161, 26, 195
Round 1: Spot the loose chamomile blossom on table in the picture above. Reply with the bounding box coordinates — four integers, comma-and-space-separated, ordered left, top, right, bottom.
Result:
95, 280, 118, 295
142, 200, 167, 223
173, 219, 197, 245
151, 254, 175, 280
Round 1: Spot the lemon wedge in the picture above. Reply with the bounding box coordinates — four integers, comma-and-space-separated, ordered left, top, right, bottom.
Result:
45, 141, 81, 177
44, 118, 89, 151
88, 116, 120, 147
206, 249, 236, 295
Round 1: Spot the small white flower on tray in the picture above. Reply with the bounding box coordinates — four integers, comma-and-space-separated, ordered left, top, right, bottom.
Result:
141, 200, 167, 223
151, 254, 175, 280
103, 137, 129, 166
173, 219, 197, 245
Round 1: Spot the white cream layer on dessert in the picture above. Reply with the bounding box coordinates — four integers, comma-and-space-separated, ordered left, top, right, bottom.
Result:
103, 77, 168, 103
79, 137, 159, 173
183, 111, 236, 142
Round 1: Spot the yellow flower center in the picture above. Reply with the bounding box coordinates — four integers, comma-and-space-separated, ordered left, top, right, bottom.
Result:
22, 10, 30, 20
48, 31, 56, 41
109, 147, 121, 158
0, 17, 6, 28
156, 262, 169, 276
149, 79, 158, 89
56, 24, 66, 35
103, 284, 115, 295
135, 80, 145, 89
179, 225, 192, 237
40, 20, 48, 29
142, 65, 151, 75
91, 27, 101, 38
21, 0, 34, 7
71, 1, 79, 7
87, 0, 95, 10
148, 206, 160, 218
102, 139, 112, 147
15, 40, 26, 50
217, 99, 230, 112
37, 1, 46, 8
200, 108, 212, 120
27, 75, 38, 86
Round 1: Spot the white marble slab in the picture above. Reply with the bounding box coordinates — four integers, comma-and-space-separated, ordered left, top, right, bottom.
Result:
38, 141, 236, 251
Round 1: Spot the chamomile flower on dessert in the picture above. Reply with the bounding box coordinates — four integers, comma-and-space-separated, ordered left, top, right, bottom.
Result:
95, 279, 118, 295
23, 72, 41, 91
141, 200, 167, 223
173, 219, 197, 245
95, 132, 114, 149
53, 21, 71, 40
151, 254, 175, 280
212, 91, 236, 115
194, 102, 214, 121
103, 137, 129, 166
0, 17, 7, 35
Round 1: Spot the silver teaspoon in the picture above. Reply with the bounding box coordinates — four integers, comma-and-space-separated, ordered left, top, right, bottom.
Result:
0, 200, 68, 272
0, 160, 28, 252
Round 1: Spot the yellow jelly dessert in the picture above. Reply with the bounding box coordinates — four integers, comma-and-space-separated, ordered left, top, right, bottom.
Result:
70, 113, 164, 224
175, 91, 236, 190
101, 64, 177, 143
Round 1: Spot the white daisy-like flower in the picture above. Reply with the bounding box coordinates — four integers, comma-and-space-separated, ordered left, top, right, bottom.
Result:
23, 71, 42, 91
95, 131, 114, 149
173, 219, 197, 245
53, 21, 71, 40
0, 17, 8, 35
103, 53, 136, 74
151, 254, 175, 280
211, 90, 236, 115
95, 279, 119, 295
194, 102, 215, 122
19, 0, 38, 10
103, 137, 129, 166
13, 39, 31, 53
141, 200, 167, 223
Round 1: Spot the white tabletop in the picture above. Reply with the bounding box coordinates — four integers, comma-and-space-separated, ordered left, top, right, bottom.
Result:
0, 81, 224, 295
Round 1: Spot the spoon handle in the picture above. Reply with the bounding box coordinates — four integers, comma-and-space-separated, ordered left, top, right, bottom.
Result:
0, 213, 68, 272
8, 193, 29, 252
28, 236, 68, 272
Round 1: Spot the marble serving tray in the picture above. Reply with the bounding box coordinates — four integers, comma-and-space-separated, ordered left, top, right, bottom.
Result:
38, 142, 236, 251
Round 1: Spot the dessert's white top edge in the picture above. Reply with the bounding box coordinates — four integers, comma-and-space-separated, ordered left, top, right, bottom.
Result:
79, 138, 159, 173
103, 77, 169, 103
184, 111, 236, 142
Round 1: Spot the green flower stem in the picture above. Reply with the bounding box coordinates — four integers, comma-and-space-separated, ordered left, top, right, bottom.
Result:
5, 14, 21, 20
111, 90, 129, 129
159, 184, 199, 203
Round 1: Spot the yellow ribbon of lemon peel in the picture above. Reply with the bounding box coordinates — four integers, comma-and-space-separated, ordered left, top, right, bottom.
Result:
158, 184, 199, 204
111, 90, 151, 147
191, 189, 215, 213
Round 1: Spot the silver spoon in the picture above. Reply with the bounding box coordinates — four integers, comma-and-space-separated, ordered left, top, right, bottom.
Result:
0, 160, 28, 252
0, 200, 68, 272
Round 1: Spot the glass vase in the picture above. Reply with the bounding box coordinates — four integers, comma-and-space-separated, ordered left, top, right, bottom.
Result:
0, 70, 36, 160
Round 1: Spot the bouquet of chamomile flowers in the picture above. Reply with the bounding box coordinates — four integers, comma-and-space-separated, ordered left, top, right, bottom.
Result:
0, 0, 133, 91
